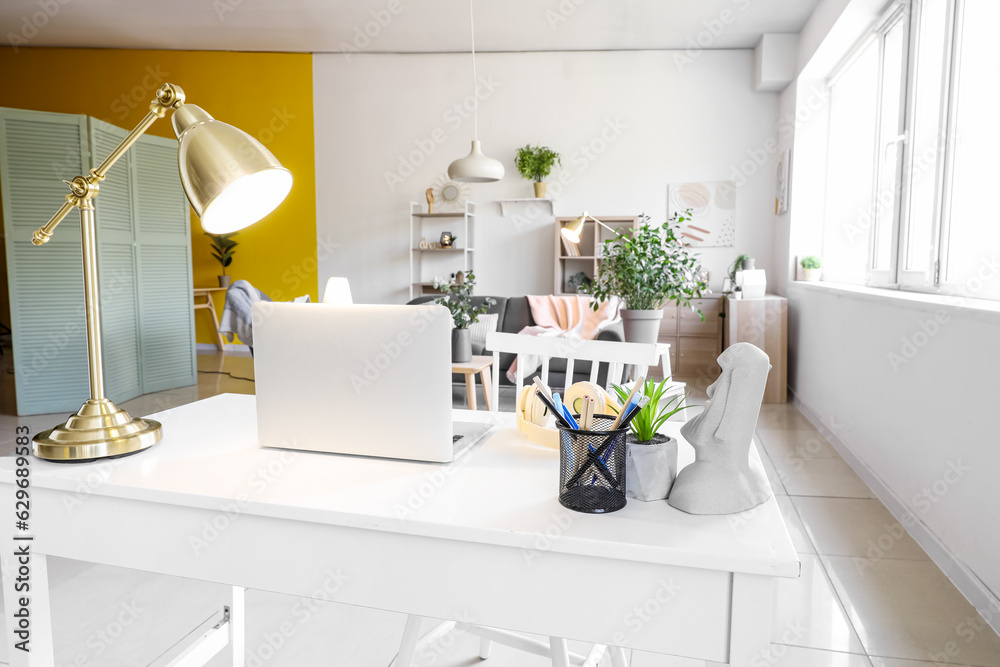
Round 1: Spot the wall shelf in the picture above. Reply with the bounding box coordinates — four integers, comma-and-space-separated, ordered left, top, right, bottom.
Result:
497, 198, 555, 217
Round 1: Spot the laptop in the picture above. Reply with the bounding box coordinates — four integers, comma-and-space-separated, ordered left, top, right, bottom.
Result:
252, 302, 495, 462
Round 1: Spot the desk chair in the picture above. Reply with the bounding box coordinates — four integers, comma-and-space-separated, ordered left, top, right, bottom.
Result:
393, 334, 679, 666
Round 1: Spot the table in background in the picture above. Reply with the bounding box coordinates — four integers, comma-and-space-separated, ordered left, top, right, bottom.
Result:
451, 355, 494, 411
1, 393, 798, 666
193, 286, 228, 351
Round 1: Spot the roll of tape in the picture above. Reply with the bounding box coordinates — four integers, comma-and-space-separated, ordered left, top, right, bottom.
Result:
516, 386, 559, 449
563, 382, 622, 418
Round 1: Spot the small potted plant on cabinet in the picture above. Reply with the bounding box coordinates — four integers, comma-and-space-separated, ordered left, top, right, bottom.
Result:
612, 378, 692, 501
587, 211, 708, 344
514, 145, 561, 198
801, 256, 822, 281
433, 272, 496, 363
206, 232, 238, 288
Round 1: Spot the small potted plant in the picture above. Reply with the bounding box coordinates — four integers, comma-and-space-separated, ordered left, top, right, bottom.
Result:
612, 378, 692, 502
433, 272, 496, 363
801, 256, 822, 281
514, 145, 561, 198
206, 232, 238, 288
586, 211, 708, 344
567, 271, 592, 294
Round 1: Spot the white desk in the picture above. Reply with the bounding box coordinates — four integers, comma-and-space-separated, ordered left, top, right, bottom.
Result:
0, 394, 798, 666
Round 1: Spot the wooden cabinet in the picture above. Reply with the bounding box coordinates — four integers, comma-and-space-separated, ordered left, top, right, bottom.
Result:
723, 295, 787, 403
553, 215, 639, 295
652, 296, 724, 380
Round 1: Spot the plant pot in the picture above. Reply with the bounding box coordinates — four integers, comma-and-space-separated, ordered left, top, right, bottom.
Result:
451, 327, 472, 363
218, 275, 232, 288
620, 309, 664, 344
803, 268, 822, 281
625, 433, 677, 502
533, 181, 547, 198
741, 257, 756, 271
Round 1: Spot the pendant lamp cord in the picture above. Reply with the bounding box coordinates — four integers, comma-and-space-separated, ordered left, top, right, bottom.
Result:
469, 0, 478, 139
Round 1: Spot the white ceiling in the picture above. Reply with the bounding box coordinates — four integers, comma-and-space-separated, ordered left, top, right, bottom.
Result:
1, 0, 820, 53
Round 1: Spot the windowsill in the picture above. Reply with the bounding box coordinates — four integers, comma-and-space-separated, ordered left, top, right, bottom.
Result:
786, 280, 1000, 324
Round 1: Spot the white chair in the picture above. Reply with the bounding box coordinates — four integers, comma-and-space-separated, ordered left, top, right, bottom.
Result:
488, 332, 686, 420
393, 334, 689, 667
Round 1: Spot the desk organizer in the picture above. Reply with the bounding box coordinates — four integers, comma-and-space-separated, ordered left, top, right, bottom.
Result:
557, 415, 628, 514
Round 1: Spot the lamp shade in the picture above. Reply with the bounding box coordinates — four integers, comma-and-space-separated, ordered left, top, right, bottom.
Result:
172, 104, 293, 234
322, 277, 354, 305
561, 214, 586, 245
448, 140, 505, 183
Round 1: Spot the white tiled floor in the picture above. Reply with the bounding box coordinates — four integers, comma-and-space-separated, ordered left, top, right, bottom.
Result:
2, 351, 999, 666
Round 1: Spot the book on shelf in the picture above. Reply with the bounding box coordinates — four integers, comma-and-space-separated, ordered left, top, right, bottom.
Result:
560, 235, 581, 257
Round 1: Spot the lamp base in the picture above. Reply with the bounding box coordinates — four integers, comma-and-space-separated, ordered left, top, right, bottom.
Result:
32, 398, 162, 463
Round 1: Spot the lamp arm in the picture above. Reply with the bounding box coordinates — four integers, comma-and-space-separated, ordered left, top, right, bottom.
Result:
31, 83, 186, 245
583, 212, 616, 235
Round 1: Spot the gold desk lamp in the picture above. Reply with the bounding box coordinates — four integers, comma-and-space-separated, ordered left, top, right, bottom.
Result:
30, 83, 293, 462
560, 211, 617, 245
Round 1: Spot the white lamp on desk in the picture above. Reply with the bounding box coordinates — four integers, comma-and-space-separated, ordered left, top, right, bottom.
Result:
29, 82, 292, 463
322, 277, 354, 305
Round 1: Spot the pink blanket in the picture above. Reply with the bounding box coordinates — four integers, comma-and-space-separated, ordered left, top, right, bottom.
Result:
506, 295, 621, 382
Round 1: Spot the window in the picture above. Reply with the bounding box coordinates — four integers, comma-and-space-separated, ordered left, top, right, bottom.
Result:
820, 0, 1000, 301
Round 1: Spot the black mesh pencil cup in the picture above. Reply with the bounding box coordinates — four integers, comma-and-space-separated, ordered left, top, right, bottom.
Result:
558, 414, 627, 513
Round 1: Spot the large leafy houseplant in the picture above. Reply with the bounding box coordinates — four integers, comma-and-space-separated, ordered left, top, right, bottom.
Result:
514, 145, 561, 183
587, 212, 708, 314
432, 272, 496, 329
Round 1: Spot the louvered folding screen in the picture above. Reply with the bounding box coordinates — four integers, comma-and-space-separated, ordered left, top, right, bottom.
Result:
0, 108, 195, 415
0, 109, 90, 415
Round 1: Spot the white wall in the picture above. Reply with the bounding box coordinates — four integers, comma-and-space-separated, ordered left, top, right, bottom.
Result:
778, 0, 1000, 621
314, 50, 780, 304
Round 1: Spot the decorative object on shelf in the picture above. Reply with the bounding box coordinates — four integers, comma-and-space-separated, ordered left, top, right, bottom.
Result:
433, 272, 495, 363
206, 232, 238, 288
668, 181, 736, 247
738, 269, 767, 299
439, 231, 456, 248
567, 271, 591, 294
801, 255, 822, 281
668, 343, 772, 515
514, 144, 562, 198
425, 187, 435, 214
431, 173, 471, 212
27, 82, 291, 463
726, 253, 752, 293
571, 212, 708, 345
775, 149, 790, 214
447, 0, 504, 183
612, 378, 691, 502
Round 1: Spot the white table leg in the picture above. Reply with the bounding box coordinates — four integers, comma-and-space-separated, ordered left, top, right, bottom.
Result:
2, 548, 54, 667
479, 636, 493, 659
716, 573, 772, 667
550, 637, 571, 667
228, 586, 246, 666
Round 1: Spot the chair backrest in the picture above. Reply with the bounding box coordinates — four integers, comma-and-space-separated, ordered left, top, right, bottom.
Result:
485, 331, 660, 413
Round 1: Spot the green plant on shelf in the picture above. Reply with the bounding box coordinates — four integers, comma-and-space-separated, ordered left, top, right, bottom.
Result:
801, 255, 822, 269
611, 378, 693, 443
433, 272, 496, 329
206, 232, 238, 275
727, 253, 752, 285
514, 145, 562, 183
587, 211, 708, 315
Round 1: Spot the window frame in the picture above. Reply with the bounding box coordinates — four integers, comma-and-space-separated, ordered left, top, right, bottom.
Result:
820, 0, 992, 300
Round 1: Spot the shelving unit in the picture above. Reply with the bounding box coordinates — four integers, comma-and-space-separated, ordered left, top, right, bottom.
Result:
497, 198, 555, 217
409, 201, 476, 299
553, 215, 639, 295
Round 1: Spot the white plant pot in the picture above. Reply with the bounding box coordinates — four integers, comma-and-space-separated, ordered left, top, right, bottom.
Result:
626, 434, 677, 502
620, 308, 664, 344
803, 268, 822, 281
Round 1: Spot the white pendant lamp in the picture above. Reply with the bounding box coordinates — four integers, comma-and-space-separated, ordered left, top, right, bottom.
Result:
448, 0, 504, 183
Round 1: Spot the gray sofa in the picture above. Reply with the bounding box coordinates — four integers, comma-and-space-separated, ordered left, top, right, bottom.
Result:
407, 295, 624, 387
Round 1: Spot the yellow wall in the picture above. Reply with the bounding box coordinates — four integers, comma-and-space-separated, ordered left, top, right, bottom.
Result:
0, 47, 317, 345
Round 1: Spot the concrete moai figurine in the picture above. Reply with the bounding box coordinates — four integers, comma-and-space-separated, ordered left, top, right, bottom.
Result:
668, 342, 773, 515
